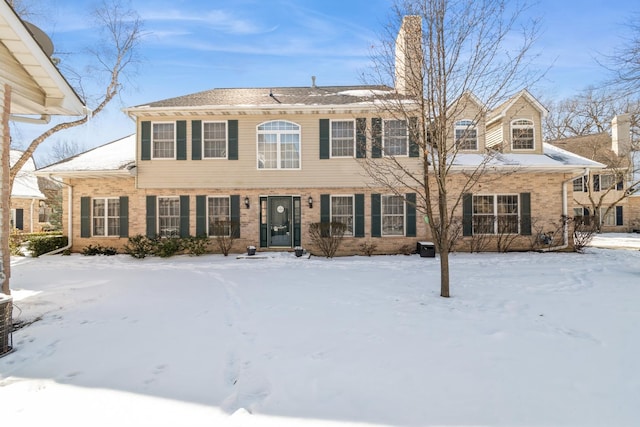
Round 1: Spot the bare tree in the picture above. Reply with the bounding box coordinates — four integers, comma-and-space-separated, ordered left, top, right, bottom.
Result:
1, 0, 143, 295
601, 14, 640, 97
363, 0, 540, 297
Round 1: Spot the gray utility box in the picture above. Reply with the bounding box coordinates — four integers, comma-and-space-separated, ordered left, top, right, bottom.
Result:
417, 241, 436, 258
0, 294, 12, 357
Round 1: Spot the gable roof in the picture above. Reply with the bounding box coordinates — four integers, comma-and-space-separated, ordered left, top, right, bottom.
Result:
547, 132, 631, 169
10, 150, 45, 199
487, 89, 548, 125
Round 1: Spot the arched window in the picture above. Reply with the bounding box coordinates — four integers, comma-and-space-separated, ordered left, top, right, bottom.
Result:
257, 120, 301, 169
454, 119, 477, 150
511, 119, 534, 150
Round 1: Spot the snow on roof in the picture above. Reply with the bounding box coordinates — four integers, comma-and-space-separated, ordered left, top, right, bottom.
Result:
38, 134, 136, 173
10, 150, 45, 199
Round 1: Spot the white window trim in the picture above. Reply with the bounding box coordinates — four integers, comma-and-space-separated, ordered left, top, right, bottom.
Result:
329, 119, 356, 158
472, 193, 520, 235
207, 195, 231, 237
10, 208, 16, 229
256, 120, 302, 170
381, 194, 406, 236
92, 197, 120, 237
151, 121, 177, 160
157, 196, 181, 237
573, 177, 587, 192
202, 121, 228, 160
454, 119, 478, 151
330, 194, 355, 236
382, 119, 409, 157
510, 119, 535, 151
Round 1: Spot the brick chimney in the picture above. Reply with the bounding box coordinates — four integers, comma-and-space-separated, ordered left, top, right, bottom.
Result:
395, 16, 423, 98
611, 114, 631, 156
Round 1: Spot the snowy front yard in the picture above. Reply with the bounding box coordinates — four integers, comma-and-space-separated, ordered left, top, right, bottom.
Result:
1, 235, 639, 426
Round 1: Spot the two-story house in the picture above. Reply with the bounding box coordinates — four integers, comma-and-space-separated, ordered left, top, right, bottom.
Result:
9, 150, 48, 232
37, 16, 604, 255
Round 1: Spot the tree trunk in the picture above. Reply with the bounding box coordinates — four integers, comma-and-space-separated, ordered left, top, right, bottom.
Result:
1, 84, 11, 295
439, 246, 450, 297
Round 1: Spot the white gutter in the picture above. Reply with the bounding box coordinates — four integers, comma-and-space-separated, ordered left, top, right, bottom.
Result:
9, 114, 51, 125
41, 175, 73, 256
540, 168, 589, 252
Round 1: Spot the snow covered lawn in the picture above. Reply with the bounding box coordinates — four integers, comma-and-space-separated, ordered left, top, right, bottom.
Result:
1, 234, 639, 426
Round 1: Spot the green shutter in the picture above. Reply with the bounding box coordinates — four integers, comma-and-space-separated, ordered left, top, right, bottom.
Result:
119, 196, 129, 238
146, 196, 157, 238
141, 121, 151, 160
319, 119, 330, 159
176, 120, 187, 160
409, 117, 419, 157
616, 206, 623, 226
406, 193, 416, 237
15, 208, 24, 231
520, 192, 531, 236
180, 195, 190, 237
371, 193, 381, 237
196, 195, 207, 236
320, 194, 330, 223
354, 194, 365, 237
228, 120, 238, 160
81, 197, 91, 237
260, 197, 268, 247
230, 195, 240, 238
371, 118, 382, 158
192, 120, 202, 160
356, 118, 367, 158
593, 174, 600, 192
293, 196, 301, 247
462, 193, 473, 236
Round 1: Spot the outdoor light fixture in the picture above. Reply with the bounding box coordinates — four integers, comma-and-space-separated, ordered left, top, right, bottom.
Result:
308, 196, 313, 208
244, 196, 250, 209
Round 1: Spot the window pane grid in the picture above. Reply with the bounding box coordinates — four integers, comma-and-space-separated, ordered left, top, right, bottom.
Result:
473, 195, 520, 234
203, 122, 226, 158
331, 121, 355, 157
152, 123, 175, 158
455, 120, 478, 150
208, 197, 230, 236
331, 196, 354, 235
92, 198, 120, 236
257, 121, 300, 169
158, 197, 180, 237
383, 120, 408, 156
382, 195, 404, 235
511, 120, 534, 150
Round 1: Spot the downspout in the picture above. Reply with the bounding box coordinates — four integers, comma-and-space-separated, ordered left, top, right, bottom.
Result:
541, 168, 589, 252
30, 198, 35, 232
41, 175, 72, 256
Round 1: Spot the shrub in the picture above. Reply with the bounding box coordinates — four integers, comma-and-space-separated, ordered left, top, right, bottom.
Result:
82, 245, 117, 256
182, 235, 210, 256
9, 229, 26, 256
27, 235, 69, 257
308, 221, 346, 258
211, 221, 239, 256
123, 235, 155, 259
359, 240, 377, 256
572, 217, 597, 253
153, 237, 183, 258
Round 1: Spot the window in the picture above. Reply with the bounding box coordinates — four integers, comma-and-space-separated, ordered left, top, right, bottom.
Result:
382, 195, 404, 235
573, 177, 587, 192
208, 196, 230, 236
600, 208, 616, 226
158, 197, 180, 237
38, 201, 51, 223
331, 120, 355, 157
511, 119, 534, 150
152, 122, 175, 158
599, 174, 616, 191
92, 198, 120, 236
472, 194, 519, 234
331, 196, 354, 235
203, 122, 227, 158
383, 119, 408, 156
454, 120, 478, 150
257, 120, 300, 169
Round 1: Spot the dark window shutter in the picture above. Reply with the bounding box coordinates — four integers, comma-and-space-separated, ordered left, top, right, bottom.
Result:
259, 197, 268, 247
141, 121, 151, 160
405, 193, 416, 237
230, 195, 240, 238
371, 193, 381, 237
617, 179, 624, 191
80, 197, 90, 237
192, 120, 202, 160
119, 196, 129, 238
15, 208, 24, 231
371, 118, 382, 158
409, 117, 419, 158
616, 206, 623, 226
593, 174, 600, 192
320, 194, 330, 224
146, 195, 157, 238
354, 194, 365, 237
356, 118, 367, 158
462, 193, 473, 236
520, 192, 531, 235
228, 120, 238, 160
176, 120, 187, 160
196, 195, 207, 236
319, 119, 330, 159
179, 195, 190, 237
293, 196, 301, 246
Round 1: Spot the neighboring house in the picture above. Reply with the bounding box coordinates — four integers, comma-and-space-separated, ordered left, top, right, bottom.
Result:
36, 17, 604, 254
547, 115, 638, 232
9, 150, 48, 232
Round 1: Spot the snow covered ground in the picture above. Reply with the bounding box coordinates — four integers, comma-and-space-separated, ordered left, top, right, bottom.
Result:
1, 234, 639, 426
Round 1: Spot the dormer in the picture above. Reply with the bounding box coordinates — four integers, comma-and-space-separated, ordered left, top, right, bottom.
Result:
447, 91, 486, 153
485, 90, 547, 154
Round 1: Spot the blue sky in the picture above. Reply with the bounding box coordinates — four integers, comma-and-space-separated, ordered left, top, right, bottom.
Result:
9, 0, 639, 163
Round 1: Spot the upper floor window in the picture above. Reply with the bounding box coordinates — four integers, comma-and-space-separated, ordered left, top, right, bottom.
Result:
152, 122, 175, 159
573, 176, 587, 192
331, 195, 354, 236
203, 122, 227, 158
93, 198, 120, 236
257, 120, 300, 169
383, 119, 408, 156
511, 119, 534, 150
158, 196, 180, 237
331, 120, 355, 157
208, 196, 231, 236
382, 195, 405, 235
454, 120, 478, 150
